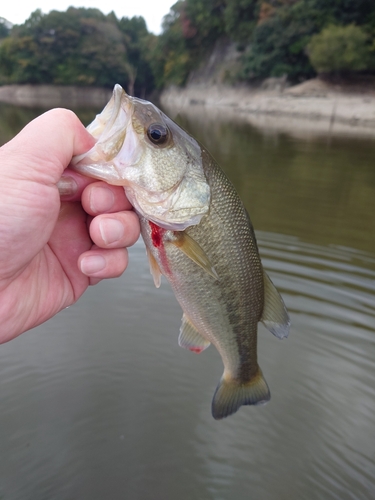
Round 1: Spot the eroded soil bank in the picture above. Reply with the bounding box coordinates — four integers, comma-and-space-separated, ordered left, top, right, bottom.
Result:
160, 78, 375, 137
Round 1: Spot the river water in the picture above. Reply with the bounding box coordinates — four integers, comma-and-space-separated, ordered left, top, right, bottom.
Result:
0, 101, 374, 500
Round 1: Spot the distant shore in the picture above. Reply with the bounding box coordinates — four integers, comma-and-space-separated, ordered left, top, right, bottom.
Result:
161, 78, 375, 137
0, 84, 112, 108
2, 80, 375, 137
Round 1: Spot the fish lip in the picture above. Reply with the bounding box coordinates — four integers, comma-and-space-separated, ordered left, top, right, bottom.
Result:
86, 84, 132, 139
72, 84, 133, 167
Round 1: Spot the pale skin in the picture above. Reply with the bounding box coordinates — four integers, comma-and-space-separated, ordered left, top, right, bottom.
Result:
0, 108, 140, 343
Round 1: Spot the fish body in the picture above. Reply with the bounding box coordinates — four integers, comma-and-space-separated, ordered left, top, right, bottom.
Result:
71, 85, 290, 419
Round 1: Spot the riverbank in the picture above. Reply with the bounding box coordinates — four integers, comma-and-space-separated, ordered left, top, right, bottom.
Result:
160, 78, 375, 138
0, 85, 112, 108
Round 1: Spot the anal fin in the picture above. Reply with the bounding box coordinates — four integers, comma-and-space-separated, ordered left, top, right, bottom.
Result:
178, 314, 211, 354
261, 270, 290, 339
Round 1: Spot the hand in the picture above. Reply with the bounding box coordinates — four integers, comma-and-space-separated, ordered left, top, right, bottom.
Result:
0, 109, 140, 343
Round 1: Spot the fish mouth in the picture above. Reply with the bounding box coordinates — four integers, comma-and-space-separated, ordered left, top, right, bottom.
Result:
86, 84, 133, 161
72, 84, 133, 165
87, 85, 131, 138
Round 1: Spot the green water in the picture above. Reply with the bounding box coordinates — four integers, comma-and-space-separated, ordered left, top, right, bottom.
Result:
0, 102, 374, 500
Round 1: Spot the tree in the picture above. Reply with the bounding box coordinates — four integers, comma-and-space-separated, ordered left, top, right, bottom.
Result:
241, 2, 318, 81
307, 24, 373, 74
0, 17, 11, 40
0, 8, 154, 93
224, 0, 258, 43
117, 16, 155, 96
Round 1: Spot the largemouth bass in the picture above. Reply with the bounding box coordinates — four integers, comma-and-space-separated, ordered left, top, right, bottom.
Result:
71, 84, 290, 419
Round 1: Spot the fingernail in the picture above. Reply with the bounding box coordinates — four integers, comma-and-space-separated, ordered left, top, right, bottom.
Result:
90, 186, 115, 213
80, 255, 106, 275
57, 176, 78, 197
99, 218, 124, 244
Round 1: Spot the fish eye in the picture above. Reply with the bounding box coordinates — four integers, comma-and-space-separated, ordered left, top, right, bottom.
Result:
147, 123, 169, 145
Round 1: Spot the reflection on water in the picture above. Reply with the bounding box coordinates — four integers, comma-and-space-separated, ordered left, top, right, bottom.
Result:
0, 103, 375, 499
170, 107, 375, 254
0, 102, 102, 145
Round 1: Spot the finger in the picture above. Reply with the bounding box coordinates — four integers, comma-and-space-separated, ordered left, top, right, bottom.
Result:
78, 247, 129, 282
81, 181, 133, 215
89, 211, 140, 248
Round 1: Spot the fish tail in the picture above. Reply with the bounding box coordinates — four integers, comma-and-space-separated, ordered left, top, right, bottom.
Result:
211, 368, 270, 420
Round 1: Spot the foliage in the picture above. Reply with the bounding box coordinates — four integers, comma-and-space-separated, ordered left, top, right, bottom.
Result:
117, 16, 156, 96
223, 0, 258, 43
0, 8, 155, 95
307, 24, 373, 74
149, 1, 196, 88
1, 1, 375, 90
240, 2, 318, 81
0, 17, 11, 40
232, 0, 375, 81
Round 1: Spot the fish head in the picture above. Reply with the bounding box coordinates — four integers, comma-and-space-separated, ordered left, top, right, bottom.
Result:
72, 84, 210, 230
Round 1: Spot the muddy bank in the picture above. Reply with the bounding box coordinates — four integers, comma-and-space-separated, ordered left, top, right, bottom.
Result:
0, 84, 112, 108
160, 79, 375, 137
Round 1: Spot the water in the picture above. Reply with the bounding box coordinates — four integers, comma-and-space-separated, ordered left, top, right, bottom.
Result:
0, 102, 374, 499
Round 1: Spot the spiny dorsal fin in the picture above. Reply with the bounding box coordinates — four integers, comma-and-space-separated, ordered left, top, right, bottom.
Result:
261, 270, 290, 339
178, 314, 211, 354
168, 231, 219, 280
146, 246, 162, 288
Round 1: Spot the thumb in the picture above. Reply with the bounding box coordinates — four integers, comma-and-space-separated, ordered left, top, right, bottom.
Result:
0, 108, 95, 185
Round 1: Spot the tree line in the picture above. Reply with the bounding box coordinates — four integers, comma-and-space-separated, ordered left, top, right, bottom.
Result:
0, 8, 155, 97
1, 1, 375, 95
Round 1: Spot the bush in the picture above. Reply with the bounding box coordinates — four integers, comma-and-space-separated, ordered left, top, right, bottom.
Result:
307, 24, 372, 74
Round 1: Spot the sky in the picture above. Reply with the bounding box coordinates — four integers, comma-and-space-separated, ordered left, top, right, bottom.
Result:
1, 0, 176, 35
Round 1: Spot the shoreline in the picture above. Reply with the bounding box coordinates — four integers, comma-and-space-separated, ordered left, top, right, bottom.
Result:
0, 84, 112, 108
1, 80, 375, 137
160, 79, 375, 138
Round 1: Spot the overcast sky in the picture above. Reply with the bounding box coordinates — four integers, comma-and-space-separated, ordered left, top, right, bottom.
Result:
1, 0, 176, 34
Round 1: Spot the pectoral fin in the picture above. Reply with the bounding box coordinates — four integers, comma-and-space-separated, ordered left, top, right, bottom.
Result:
146, 247, 162, 288
169, 231, 219, 280
178, 314, 211, 353
261, 270, 290, 339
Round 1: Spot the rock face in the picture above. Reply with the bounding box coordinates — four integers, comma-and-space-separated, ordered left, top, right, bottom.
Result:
187, 38, 243, 86
0, 85, 112, 108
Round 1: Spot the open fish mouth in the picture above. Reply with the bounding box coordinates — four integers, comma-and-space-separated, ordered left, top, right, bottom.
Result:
71, 85, 136, 178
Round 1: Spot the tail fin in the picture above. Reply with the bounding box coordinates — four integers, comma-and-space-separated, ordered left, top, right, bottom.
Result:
211, 368, 270, 420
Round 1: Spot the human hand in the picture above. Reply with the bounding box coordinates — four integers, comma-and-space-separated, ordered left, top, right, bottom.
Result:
0, 109, 140, 343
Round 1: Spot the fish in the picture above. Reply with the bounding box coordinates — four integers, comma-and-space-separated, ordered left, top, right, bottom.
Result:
71, 84, 290, 420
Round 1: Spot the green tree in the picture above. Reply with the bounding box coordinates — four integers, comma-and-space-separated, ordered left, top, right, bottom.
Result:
0, 17, 11, 40
117, 15, 155, 96
224, 0, 258, 43
307, 24, 373, 74
150, 1, 194, 87
0, 8, 154, 92
241, 2, 318, 81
